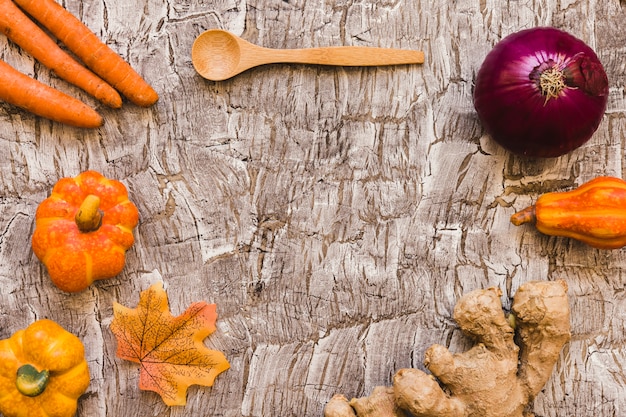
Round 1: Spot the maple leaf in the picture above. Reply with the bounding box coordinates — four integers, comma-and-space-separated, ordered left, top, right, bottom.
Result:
110, 282, 230, 406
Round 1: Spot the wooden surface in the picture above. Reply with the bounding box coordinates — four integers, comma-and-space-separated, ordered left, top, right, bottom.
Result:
1, 0, 625, 416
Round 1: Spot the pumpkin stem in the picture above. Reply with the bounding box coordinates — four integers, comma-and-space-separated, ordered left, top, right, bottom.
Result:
75, 194, 103, 232
510, 205, 537, 226
16, 364, 50, 397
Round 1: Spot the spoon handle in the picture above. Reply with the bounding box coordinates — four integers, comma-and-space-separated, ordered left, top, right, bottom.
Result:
260, 46, 424, 67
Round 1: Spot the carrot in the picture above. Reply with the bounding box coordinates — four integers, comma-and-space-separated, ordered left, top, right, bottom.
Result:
13, 0, 159, 107
0, 0, 121, 108
0, 59, 103, 128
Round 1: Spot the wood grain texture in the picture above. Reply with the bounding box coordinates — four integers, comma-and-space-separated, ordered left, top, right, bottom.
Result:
1, 0, 625, 416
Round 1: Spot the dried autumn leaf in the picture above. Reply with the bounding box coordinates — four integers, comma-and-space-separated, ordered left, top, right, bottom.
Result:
110, 282, 230, 406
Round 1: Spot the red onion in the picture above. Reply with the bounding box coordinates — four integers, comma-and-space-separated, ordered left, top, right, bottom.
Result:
473, 27, 609, 158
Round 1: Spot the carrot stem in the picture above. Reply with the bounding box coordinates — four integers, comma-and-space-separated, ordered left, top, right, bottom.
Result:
0, 59, 103, 128
0, 0, 121, 108
14, 0, 159, 107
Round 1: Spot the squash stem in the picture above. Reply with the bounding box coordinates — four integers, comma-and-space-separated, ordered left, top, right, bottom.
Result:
510, 205, 537, 226
75, 194, 103, 232
16, 364, 50, 397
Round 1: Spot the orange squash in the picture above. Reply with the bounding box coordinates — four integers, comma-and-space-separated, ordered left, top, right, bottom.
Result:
32, 170, 139, 292
511, 176, 626, 249
0, 319, 90, 417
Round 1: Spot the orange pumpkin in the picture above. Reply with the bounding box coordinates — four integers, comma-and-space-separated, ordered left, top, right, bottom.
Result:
32, 170, 139, 292
0, 319, 90, 417
511, 176, 626, 249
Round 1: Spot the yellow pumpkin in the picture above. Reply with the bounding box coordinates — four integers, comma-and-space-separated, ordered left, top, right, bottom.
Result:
0, 319, 90, 417
32, 170, 139, 292
511, 176, 626, 249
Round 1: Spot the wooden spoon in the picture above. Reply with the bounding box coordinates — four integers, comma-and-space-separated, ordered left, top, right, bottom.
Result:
191, 29, 425, 81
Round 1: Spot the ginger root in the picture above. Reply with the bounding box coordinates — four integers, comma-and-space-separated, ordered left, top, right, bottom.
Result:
324, 280, 571, 417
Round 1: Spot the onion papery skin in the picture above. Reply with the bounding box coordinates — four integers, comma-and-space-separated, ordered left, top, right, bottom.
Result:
474, 27, 608, 158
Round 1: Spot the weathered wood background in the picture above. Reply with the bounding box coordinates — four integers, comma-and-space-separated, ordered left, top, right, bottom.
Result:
1, 0, 626, 416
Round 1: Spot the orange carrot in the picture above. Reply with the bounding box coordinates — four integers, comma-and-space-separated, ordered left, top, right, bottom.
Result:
14, 0, 159, 107
0, 59, 103, 128
0, 0, 121, 108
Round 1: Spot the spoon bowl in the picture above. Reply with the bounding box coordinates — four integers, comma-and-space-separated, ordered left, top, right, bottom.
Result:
191, 29, 424, 81
192, 30, 243, 81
